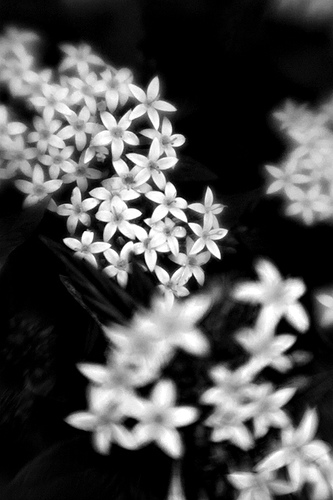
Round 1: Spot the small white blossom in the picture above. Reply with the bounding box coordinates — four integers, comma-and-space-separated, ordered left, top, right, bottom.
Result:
63, 230, 110, 267
57, 186, 99, 233
189, 220, 227, 259
188, 187, 224, 227
233, 259, 309, 332
92, 110, 139, 160
58, 106, 96, 151
228, 469, 293, 500
129, 76, 176, 129
96, 197, 141, 241
27, 116, 65, 152
146, 181, 188, 223
103, 241, 134, 286
132, 379, 198, 458
134, 226, 166, 271
59, 43, 104, 76
141, 117, 185, 157
15, 164, 62, 206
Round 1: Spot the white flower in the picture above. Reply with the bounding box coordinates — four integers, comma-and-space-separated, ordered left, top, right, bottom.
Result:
104, 241, 134, 286
146, 181, 188, 223
129, 76, 176, 129
315, 290, 333, 327
148, 217, 186, 256
63, 230, 110, 267
89, 177, 123, 210
132, 379, 198, 458
285, 185, 328, 225
141, 117, 185, 157
228, 469, 293, 500
155, 266, 190, 301
62, 153, 103, 191
134, 292, 211, 357
189, 220, 227, 259
112, 158, 151, 200
133, 226, 166, 271
265, 159, 310, 199
3, 135, 37, 177
101, 67, 133, 112
235, 318, 297, 373
103, 321, 170, 386
40, 145, 75, 178
68, 72, 106, 114
15, 164, 62, 207
206, 403, 254, 450
96, 197, 141, 241
27, 116, 65, 152
250, 384, 295, 438
188, 187, 224, 227
92, 110, 139, 160
233, 259, 309, 332
127, 137, 178, 189
0, 105, 27, 137
257, 408, 333, 491
58, 106, 96, 151
29, 82, 71, 122
65, 386, 137, 455
59, 43, 104, 76
57, 186, 99, 233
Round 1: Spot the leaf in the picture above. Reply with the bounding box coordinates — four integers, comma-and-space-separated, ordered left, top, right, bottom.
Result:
40, 236, 136, 325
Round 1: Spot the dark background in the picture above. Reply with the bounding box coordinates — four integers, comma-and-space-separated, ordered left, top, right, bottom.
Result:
2, 1, 333, 498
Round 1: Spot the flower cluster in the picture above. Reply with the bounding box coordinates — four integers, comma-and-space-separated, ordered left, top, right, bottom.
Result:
65, 258, 333, 499
0, 26, 227, 299
265, 98, 333, 225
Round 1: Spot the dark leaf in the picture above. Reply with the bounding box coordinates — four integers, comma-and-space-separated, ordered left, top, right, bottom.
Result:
40, 236, 136, 325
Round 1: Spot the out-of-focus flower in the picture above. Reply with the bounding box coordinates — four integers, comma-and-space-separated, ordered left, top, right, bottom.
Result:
29, 82, 71, 121
15, 164, 62, 206
3, 136, 37, 177
57, 186, 99, 233
40, 145, 75, 179
228, 469, 293, 500
265, 159, 310, 199
258, 408, 333, 493
285, 185, 328, 225
27, 116, 65, 152
206, 403, 254, 450
58, 106, 96, 151
59, 43, 104, 76
233, 259, 309, 332
132, 379, 198, 458
63, 229, 110, 267
101, 67, 133, 112
68, 72, 106, 114
129, 77, 176, 129
250, 384, 295, 438
61, 152, 103, 191
65, 386, 137, 455
314, 290, 333, 327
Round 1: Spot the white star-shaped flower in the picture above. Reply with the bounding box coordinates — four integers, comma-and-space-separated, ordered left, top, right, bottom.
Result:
132, 379, 198, 458
188, 187, 224, 227
92, 110, 139, 160
146, 181, 188, 223
57, 186, 99, 233
96, 197, 141, 241
103, 241, 134, 287
233, 259, 309, 332
63, 230, 110, 267
141, 117, 185, 157
228, 469, 293, 500
129, 76, 176, 129
189, 220, 227, 259
15, 164, 62, 207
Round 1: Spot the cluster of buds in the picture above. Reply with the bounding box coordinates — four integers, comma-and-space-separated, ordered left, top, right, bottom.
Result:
265, 98, 333, 225
0, 26, 227, 300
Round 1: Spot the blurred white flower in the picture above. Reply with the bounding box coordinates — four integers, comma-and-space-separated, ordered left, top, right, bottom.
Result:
58, 106, 96, 151
258, 408, 333, 492
233, 259, 309, 332
228, 469, 293, 500
40, 145, 75, 179
101, 67, 133, 112
29, 82, 71, 122
27, 116, 65, 152
315, 290, 333, 327
59, 43, 104, 76
65, 386, 137, 455
15, 164, 62, 206
206, 403, 254, 450
132, 379, 198, 458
